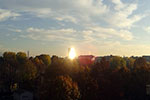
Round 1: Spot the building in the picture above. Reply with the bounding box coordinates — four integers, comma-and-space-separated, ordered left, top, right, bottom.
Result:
78, 55, 95, 66
95, 56, 102, 63
130, 56, 138, 60
104, 55, 114, 61
142, 56, 150, 62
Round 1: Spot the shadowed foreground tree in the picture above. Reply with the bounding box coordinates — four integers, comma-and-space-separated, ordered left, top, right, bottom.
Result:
126, 57, 150, 100
133, 57, 149, 71
52, 75, 80, 100
3, 52, 17, 64
2, 52, 17, 92
75, 67, 99, 100
91, 57, 111, 100
17, 60, 37, 81
2, 52, 37, 91
16, 52, 27, 63
2, 51, 150, 100
110, 56, 126, 71
37, 54, 51, 66
126, 57, 135, 70
0, 59, 13, 92
39, 75, 80, 100
32, 57, 46, 75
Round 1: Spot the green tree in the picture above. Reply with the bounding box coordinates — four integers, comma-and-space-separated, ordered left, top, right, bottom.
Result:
18, 61, 37, 81
75, 67, 99, 100
39, 75, 80, 100
133, 57, 149, 71
51, 55, 59, 64
16, 52, 27, 63
110, 56, 126, 71
128, 57, 150, 100
37, 54, 51, 66
2, 52, 17, 91
16, 60, 37, 90
53, 75, 80, 100
126, 57, 135, 69
3, 52, 17, 65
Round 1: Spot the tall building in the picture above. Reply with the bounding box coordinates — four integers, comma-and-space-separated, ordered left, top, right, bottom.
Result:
27, 51, 29, 58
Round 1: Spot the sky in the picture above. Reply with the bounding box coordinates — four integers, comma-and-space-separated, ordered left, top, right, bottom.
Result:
0, 0, 150, 57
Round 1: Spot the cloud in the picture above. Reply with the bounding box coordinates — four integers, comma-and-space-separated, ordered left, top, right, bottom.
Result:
0, 0, 145, 28
0, 0, 109, 23
9, 28, 22, 33
1, 1, 143, 42
86, 26, 133, 40
24, 27, 80, 42
0, 9, 20, 21
55, 15, 77, 24
144, 26, 150, 33
112, 0, 125, 10
106, 1, 145, 29
22, 26, 133, 44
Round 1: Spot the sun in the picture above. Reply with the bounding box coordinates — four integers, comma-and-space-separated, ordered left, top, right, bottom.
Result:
69, 47, 76, 60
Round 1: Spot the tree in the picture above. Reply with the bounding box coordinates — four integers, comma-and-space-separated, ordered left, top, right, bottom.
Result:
75, 67, 99, 100
37, 54, 51, 66
133, 57, 149, 71
0, 57, 11, 91
16, 52, 27, 63
51, 55, 59, 64
53, 75, 80, 100
2, 52, 17, 92
129, 57, 150, 100
3, 52, 17, 65
110, 56, 126, 71
16, 60, 37, 90
32, 57, 45, 75
39, 75, 80, 100
92, 57, 110, 73
126, 57, 135, 70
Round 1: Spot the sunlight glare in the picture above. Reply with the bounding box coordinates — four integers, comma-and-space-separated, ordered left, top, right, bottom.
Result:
69, 47, 76, 59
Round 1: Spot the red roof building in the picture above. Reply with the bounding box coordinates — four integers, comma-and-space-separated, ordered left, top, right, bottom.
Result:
78, 55, 95, 66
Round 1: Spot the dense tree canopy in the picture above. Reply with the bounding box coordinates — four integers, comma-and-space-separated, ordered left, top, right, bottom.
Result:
16, 52, 27, 63
37, 54, 51, 66
52, 75, 80, 100
110, 56, 126, 71
0, 52, 150, 100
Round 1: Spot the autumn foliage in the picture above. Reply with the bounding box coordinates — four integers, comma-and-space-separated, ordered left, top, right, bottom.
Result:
0, 52, 150, 100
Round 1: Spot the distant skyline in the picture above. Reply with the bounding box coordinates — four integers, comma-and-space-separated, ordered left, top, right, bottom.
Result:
1, 0, 150, 57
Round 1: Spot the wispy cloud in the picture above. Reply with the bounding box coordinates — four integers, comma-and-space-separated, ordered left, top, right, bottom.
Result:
24, 27, 80, 42
0, 0, 108, 23
22, 26, 133, 43
0, 0, 145, 27
144, 26, 150, 33
8, 28, 22, 33
106, 0, 145, 29
0, 9, 20, 21
0, 0, 145, 43
87, 26, 133, 40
